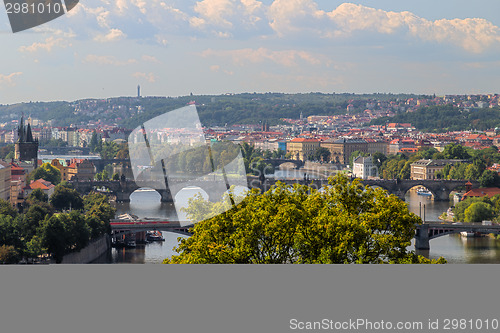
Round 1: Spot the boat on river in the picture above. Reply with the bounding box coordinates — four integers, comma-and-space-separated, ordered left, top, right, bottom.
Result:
146, 231, 165, 242
417, 188, 432, 196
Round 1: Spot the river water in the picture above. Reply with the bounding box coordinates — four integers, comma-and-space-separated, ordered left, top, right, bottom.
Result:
96, 171, 500, 264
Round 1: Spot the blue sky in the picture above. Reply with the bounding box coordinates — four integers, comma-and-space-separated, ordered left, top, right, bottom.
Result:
1, 1, 500, 104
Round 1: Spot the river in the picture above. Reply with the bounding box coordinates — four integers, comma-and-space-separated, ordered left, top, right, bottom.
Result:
95, 171, 500, 264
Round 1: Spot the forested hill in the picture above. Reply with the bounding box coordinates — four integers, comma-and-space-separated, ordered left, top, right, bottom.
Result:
0, 92, 424, 129
119, 92, 422, 128
369, 105, 500, 132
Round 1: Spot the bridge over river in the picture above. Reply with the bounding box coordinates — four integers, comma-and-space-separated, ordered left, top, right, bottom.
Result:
415, 222, 500, 250
109, 220, 194, 241
70, 177, 478, 202
110, 219, 498, 252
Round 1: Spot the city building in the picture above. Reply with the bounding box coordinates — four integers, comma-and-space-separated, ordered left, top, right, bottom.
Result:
0, 161, 11, 202
321, 138, 367, 165
67, 159, 96, 181
287, 138, 321, 161
51, 158, 96, 181
410, 159, 468, 180
24, 179, 56, 198
352, 156, 378, 179
10, 162, 26, 207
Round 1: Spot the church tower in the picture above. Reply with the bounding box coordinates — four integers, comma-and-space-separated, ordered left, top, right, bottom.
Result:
15, 115, 38, 164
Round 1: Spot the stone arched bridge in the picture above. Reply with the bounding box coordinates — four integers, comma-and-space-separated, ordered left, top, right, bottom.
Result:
69, 177, 478, 203
262, 159, 303, 169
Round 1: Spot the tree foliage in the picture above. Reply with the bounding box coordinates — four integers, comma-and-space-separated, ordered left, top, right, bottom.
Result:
28, 163, 61, 185
49, 185, 84, 211
27, 188, 48, 203
464, 202, 495, 223
164, 174, 444, 264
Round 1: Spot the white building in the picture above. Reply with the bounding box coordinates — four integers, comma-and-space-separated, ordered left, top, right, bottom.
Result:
353, 156, 378, 179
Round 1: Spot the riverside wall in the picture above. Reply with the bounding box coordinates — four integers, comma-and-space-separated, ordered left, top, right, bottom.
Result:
61, 234, 111, 264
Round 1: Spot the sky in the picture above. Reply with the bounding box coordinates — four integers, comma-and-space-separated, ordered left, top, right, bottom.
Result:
1, 0, 500, 104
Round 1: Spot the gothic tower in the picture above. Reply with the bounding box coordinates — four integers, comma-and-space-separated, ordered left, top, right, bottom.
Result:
15, 115, 38, 164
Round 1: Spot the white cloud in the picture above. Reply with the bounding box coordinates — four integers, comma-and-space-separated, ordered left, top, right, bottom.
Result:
201, 47, 325, 67
19, 37, 72, 53
83, 54, 137, 66
190, 0, 266, 36
0, 72, 22, 87
94, 28, 127, 42
142, 55, 161, 64
268, 2, 500, 53
209, 64, 233, 75
21, 1, 500, 54
132, 72, 157, 83
268, 0, 327, 37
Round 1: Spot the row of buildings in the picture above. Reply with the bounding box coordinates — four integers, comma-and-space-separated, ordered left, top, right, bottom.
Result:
0, 118, 98, 208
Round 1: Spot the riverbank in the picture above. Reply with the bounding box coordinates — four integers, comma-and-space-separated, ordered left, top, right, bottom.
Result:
60, 234, 111, 264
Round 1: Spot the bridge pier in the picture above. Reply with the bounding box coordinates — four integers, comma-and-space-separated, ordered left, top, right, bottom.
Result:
158, 189, 174, 203
115, 191, 131, 203
434, 189, 451, 201
415, 224, 430, 250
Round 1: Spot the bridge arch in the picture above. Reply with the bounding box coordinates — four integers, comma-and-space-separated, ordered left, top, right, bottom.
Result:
402, 184, 437, 199
263, 159, 303, 169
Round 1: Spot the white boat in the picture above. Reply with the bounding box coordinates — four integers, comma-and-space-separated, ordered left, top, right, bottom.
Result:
460, 231, 476, 237
417, 188, 432, 196
125, 240, 137, 248
460, 231, 483, 238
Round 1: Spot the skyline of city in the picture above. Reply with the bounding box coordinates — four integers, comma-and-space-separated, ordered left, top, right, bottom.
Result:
1, 1, 500, 104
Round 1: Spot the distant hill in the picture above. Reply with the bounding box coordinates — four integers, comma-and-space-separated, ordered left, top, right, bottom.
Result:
0, 92, 425, 129
369, 105, 500, 132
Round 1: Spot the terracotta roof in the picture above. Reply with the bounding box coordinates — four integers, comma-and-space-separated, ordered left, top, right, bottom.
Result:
463, 187, 500, 199
29, 179, 55, 190
290, 138, 321, 143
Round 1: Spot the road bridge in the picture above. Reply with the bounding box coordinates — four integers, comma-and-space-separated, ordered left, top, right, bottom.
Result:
415, 222, 500, 250
110, 220, 194, 238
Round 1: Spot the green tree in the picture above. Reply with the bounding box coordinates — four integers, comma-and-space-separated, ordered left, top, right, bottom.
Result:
0, 214, 22, 249
59, 211, 91, 251
25, 235, 43, 261
27, 188, 48, 203
28, 163, 61, 185
313, 147, 331, 162
372, 152, 387, 169
40, 215, 66, 263
453, 197, 491, 222
49, 185, 84, 211
449, 163, 468, 180
19, 203, 52, 242
464, 164, 481, 181
89, 130, 98, 152
0, 245, 19, 264
83, 193, 115, 238
443, 143, 471, 160
464, 202, 495, 223
479, 170, 500, 187
417, 147, 439, 159
0, 199, 17, 218
165, 174, 445, 264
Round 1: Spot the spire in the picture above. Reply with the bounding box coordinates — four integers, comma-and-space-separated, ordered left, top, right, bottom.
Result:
17, 115, 25, 143
26, 123, 33, 143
